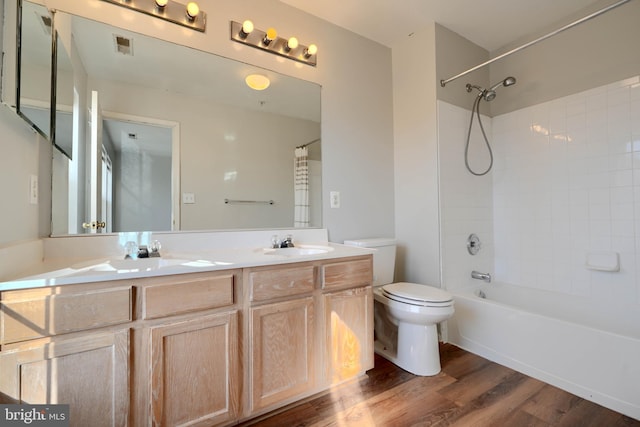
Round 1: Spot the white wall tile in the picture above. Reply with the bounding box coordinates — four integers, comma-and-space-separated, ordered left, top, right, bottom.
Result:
439, 77, 640, 309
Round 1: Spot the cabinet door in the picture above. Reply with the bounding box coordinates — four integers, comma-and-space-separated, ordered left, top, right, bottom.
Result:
250, 297, 314, 412
0, 329, 129, 427
149, 311, 239, 427
324, 286, 374, 385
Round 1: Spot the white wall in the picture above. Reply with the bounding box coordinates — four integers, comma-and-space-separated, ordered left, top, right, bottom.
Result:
0, 105, 50, 246
113, 149, 172, 232
490, 0, 640, 116
392, 24, 440, 285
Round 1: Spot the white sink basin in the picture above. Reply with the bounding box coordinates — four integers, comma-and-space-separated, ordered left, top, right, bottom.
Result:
263, 245, 334, 256
73, 257, 190, 272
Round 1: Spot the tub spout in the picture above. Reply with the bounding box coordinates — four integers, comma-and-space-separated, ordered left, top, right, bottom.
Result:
471, 270, 491, 283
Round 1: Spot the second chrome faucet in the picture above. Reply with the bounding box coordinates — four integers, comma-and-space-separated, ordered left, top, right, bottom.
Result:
471, 270, 491, 283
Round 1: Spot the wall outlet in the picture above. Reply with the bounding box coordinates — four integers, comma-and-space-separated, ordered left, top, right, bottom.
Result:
182, 192, 196, 204
330, 191, 340, 208
29, 175, 38, 205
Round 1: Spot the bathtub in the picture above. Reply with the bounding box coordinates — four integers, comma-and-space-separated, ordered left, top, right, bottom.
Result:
446, 282, 640, 420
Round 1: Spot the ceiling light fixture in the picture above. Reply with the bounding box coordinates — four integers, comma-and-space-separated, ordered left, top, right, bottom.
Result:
230, 20, 317, 67
100, 0, 206, 32
245, 74, 271, 91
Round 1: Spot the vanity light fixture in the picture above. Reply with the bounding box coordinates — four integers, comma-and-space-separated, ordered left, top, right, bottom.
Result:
100, 0, 207, 32
230, 20, 317, 66
245, 74, 271, 91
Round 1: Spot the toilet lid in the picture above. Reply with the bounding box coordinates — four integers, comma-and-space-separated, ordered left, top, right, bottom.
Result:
382, 282, 453, 306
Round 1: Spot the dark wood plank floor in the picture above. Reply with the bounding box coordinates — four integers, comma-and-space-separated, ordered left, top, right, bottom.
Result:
241, 343, 640, 427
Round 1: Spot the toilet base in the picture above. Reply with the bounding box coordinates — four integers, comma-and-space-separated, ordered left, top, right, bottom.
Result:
374, 322, 442, 376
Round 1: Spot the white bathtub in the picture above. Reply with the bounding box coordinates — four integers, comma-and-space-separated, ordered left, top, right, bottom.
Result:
446, 282, 640, 420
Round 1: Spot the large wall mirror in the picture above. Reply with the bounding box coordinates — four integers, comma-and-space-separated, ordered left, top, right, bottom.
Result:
49, 12, 321, 236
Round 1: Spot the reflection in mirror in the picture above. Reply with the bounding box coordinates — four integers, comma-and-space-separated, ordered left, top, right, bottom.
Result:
17, 0, 52, 139
54, 31, 74, 158
50, 13, 321, 236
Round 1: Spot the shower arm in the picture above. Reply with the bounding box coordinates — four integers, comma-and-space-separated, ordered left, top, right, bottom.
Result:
440, 0, 632, 87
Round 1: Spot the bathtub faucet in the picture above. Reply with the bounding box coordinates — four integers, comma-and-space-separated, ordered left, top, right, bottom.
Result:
471, 270, 491, 283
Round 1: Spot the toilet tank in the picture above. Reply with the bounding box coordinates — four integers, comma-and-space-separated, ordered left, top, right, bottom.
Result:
343, 238, 396, 286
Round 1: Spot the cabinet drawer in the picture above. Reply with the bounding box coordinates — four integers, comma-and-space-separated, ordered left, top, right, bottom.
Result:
1, 285, 132, 344
321, 258, 372, 290
142, 274, 235, 319
249, 265, 315, 302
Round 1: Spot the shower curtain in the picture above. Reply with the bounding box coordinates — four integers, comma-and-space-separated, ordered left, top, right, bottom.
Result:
294, 147, 310, 227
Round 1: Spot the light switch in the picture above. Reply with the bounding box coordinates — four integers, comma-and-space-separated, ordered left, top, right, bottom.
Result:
29, 175, 38, 205
330, 191, 340, 208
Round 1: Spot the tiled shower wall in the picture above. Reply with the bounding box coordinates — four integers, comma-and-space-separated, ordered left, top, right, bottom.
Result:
439, 76, 640, 306
492, 76, 640, 304
438, 101, 494, 290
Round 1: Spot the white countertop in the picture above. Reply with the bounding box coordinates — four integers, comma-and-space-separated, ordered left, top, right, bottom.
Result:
0, 243, 374, 292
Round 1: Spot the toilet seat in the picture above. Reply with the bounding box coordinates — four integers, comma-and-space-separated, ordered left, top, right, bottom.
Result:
381, 282, 453, 307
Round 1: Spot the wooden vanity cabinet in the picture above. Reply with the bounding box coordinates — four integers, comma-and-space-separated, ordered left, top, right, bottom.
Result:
132, 270, 241, 427
0, 282, 133, 426
243, 256, 373, 419
321, 258, 374, 385
0, 254, 373, 426
245, 264, 316, 413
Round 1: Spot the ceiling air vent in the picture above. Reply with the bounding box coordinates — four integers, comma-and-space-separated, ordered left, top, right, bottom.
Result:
113, 35, 134, 56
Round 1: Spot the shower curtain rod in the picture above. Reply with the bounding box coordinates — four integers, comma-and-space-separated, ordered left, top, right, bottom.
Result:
297, 138, 320, 148
440, 0, 633, 87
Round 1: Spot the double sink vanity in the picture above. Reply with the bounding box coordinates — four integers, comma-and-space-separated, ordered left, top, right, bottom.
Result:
0, 229, 374, 426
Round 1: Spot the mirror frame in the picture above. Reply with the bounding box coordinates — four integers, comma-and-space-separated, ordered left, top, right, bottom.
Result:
15, 0, 55, 142
48, 10, 322, 236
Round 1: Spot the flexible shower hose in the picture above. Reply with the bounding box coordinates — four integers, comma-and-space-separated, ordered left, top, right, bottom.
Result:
465, 94, 493, 176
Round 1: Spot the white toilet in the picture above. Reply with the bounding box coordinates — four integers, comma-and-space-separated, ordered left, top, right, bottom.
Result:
344, 238, 454, 376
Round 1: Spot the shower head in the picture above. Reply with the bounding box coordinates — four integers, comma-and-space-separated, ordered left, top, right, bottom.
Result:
467, 76, 516, 102
489, 76, 517, 92
483, 90, 497, 102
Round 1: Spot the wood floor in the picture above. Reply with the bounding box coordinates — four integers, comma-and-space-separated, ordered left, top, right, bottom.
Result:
241, 343, 640, 427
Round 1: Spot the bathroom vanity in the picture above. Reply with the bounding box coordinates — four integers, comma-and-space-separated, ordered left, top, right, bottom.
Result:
0, 236, 373, 426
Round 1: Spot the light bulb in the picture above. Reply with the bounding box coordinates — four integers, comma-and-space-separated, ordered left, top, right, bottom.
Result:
263, 27, 277, 45
286, 36, 299, 51
240, 20, 254, 37
155, 0, 168, 7
304, 43, 318, 57
186, 2, 199, 19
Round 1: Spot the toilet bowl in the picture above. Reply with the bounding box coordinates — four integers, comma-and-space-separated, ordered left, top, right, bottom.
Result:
374, 282, 454, 376
344, 238, 455, 376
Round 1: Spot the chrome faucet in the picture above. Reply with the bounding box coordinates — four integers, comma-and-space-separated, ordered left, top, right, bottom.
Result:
271, 234, 294, 248
123, 239, 161, 259
471, 270, 491, 283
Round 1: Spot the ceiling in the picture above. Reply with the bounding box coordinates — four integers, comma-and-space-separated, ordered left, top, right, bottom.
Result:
279, 0, 605, 51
